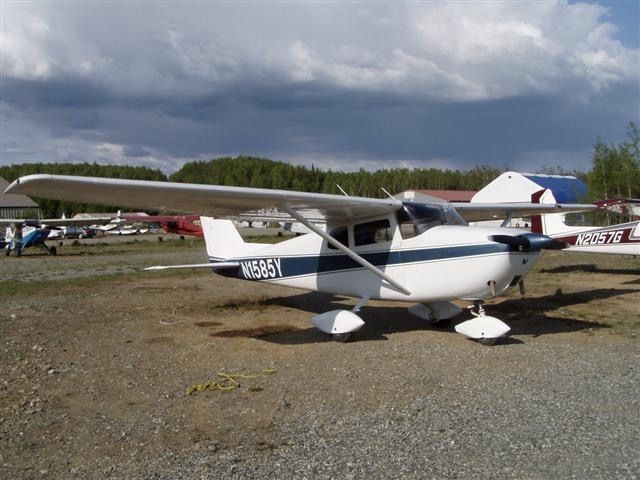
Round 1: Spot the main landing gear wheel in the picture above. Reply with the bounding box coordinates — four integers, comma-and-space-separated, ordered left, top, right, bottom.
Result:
48, 246, 57, 256
432, 318, 453, 330
332, 332, 353, 343
454, 301, 511, 346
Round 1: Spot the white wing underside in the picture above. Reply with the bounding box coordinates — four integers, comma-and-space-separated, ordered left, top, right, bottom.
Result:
5, 175, 399, 223
5, 174, 595, 224
451, 202, 596, 222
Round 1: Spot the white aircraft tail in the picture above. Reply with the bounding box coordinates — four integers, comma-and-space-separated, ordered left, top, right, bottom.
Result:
530, 189, 574, 236
200, 216, 267, 260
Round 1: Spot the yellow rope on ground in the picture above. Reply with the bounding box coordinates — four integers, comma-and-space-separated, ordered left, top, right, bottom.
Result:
186, 369, 276, 395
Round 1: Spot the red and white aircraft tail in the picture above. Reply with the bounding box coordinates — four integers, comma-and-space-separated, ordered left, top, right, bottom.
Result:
531, 189, 640, 255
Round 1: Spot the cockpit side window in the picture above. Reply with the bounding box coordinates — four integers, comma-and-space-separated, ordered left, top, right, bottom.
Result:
397, 215, 418, 239
354, 219, 392, 246
397, 202, 466, 240
327, 225, 349, 249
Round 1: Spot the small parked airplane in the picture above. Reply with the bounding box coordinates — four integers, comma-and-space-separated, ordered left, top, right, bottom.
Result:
531, 189, 640, 256
120, 213, 204, 237
5, 174, 595, 343
594, 197, 640, 220
1, 215, 111, 256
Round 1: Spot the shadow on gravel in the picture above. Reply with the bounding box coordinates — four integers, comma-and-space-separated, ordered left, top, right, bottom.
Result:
540, 263, 640, 276
255, 288, 634, 344
493, 287, 636, 314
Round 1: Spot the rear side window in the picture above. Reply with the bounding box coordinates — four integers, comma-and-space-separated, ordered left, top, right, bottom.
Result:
354, 219, 392, 246
327, 225, 348, 249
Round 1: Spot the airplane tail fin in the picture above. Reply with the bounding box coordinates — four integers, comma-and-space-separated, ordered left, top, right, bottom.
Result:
530, 189, 573, 236
200, 216, 268, 260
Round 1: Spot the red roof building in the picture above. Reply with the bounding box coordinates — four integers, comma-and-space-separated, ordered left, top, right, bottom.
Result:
395, 189, 477, 203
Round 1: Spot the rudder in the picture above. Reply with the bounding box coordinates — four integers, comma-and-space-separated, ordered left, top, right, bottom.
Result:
200, 216, 268, 260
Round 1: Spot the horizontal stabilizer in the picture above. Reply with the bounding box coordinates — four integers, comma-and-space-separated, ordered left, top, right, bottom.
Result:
145, 261, 239, 271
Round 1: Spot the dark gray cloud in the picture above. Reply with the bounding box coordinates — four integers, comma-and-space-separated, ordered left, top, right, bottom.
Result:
1, 2, 638, 174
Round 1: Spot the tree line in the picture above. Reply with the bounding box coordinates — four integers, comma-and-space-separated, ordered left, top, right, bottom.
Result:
0, 163, 166, 218
588, 122, 640, 200
170, 156, 501, 197
1, 122, 638, 218
0, 158, 502, 217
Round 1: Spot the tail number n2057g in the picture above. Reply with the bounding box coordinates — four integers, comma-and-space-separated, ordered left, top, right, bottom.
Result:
575, 230, 623, 246
240, 258, 283, 280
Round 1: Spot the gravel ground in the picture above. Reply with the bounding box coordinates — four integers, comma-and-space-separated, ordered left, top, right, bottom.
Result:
1, 238, 638, 479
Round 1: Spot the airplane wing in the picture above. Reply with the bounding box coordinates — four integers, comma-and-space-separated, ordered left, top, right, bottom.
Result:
594, 198, 640, 218
5, 174, 597, 225
5, 174, 401, 223
451, 202, 597, 222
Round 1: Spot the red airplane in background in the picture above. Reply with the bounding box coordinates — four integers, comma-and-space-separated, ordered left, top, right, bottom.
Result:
121, 214, 203, 237
593, 198, 640, 220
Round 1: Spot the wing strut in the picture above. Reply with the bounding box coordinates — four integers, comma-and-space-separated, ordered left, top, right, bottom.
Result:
284, 208, 411, 296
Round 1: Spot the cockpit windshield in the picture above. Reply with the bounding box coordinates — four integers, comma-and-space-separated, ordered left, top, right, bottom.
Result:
397, 202, 467, 239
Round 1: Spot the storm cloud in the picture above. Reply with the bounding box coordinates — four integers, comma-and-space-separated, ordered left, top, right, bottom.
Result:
1, 1, 638, 173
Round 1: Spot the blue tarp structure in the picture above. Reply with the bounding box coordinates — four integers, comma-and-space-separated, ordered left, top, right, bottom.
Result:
523, 175, 587, 203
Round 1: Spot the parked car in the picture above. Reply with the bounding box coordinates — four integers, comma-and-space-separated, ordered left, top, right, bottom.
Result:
63, 226, 97, 239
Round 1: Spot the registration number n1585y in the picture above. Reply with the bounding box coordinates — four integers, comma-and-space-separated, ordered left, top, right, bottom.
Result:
240, 258, 283, 280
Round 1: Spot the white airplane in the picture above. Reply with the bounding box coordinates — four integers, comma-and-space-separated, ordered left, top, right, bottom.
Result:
531, 189, 640, 256
5, 174, 594, 344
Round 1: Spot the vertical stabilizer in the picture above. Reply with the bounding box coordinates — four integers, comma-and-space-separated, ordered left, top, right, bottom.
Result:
200, 216, 268, 260
530, 189, 573, 236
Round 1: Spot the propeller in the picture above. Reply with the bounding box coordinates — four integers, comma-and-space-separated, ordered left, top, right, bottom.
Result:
490, 233, 567, 252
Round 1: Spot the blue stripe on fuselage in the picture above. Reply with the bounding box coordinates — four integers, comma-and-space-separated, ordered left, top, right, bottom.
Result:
213, 243, 509, 281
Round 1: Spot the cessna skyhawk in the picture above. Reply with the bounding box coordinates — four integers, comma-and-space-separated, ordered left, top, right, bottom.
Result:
5, 174, 594, 344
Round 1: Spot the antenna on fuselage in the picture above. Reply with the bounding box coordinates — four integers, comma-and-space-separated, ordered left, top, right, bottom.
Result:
336, 184, 350, 198
380, 187, 395, 200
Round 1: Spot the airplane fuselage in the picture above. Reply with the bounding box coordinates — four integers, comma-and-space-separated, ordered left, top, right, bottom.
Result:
216, 225, 540, 303
552, 221, 640, 255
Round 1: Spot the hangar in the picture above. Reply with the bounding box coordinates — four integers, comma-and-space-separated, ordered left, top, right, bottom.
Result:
395, 189, 477, 203
472, 171, 587, 204
471, 171, 588, 228
0, 177, 41, 219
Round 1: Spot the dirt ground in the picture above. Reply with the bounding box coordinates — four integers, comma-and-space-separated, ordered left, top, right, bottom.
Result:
1, 235, 639, 478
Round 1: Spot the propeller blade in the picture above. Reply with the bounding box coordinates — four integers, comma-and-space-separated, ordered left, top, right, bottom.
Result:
490, 233, 567, 252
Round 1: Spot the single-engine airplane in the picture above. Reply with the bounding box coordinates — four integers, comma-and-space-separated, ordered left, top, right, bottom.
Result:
119, 213, 204, 237
1, 215, 111, 256
5, 174, 595, 343
531, 189, 640, 256
594, 197, 640, 220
